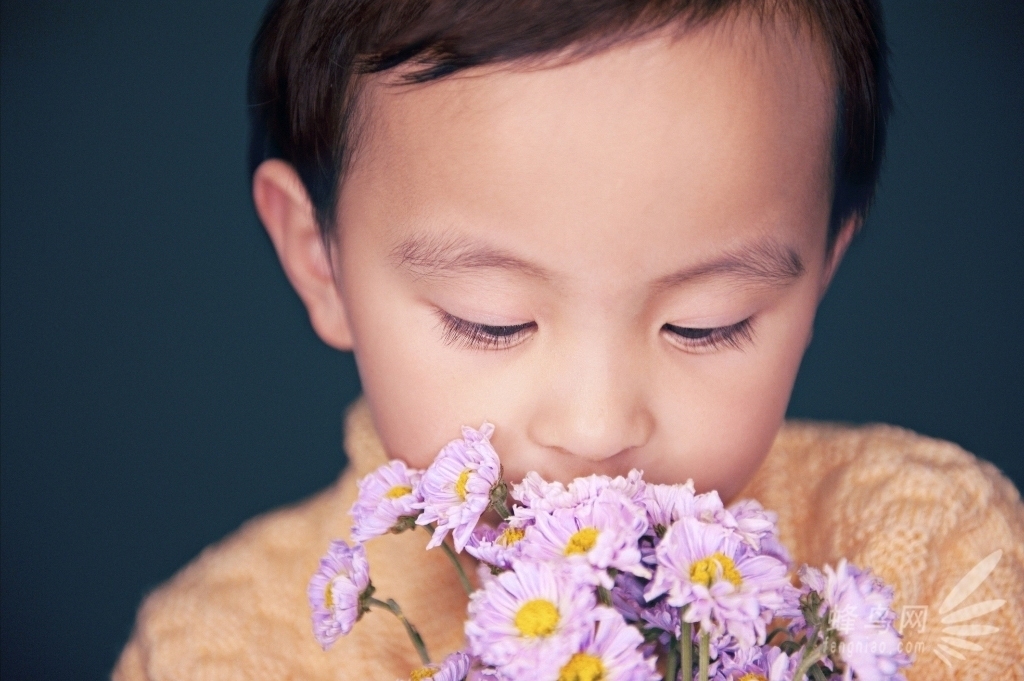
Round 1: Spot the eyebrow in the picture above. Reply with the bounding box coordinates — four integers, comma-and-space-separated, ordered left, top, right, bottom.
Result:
390, 231, 804, 290
390, 231, 552, 281
649, 238, 805, 293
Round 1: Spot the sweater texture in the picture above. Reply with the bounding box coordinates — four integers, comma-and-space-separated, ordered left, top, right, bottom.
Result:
113, 396, 1024, 680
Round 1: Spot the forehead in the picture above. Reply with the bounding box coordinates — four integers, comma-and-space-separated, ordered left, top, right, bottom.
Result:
338, 12, 836, 288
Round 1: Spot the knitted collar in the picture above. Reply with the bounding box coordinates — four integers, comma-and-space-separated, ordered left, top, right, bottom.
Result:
342, 396, 390, 479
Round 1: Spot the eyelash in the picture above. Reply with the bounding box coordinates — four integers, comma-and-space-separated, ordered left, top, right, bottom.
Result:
437, 309, 755, 353
662, 318, 755, 352
436, 310, 535, 351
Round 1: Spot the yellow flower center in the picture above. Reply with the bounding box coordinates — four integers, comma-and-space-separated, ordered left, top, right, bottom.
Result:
454, 469, 472, 500
384, 485, 413, 499
690, 552, 743, 588
498, 527, 526, 546
565, 527, 600, 555
409, 665, 439, 680
323, 582, 334, 610
558, 653, 606, 681
738, 675, 768, 681
514, 599, 560, 637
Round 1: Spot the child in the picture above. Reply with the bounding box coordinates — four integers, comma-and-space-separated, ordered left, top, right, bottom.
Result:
114, 0, 1024, 679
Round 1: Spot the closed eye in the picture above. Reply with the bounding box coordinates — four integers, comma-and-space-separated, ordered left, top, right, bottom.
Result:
436, 310, 535, 350
662, 317, 755, 352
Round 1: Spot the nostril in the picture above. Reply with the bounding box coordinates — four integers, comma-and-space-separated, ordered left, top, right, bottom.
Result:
532, 414, 653, 464
527, 380, 655, 465
565, 443, 634, 463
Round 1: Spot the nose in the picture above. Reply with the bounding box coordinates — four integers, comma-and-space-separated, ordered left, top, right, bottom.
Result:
527, 342, 654, 463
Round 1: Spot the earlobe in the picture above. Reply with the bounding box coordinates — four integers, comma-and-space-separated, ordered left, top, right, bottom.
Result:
252, 159, 354, 350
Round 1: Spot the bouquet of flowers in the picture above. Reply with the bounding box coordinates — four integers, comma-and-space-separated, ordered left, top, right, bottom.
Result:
308, 423, 913, 681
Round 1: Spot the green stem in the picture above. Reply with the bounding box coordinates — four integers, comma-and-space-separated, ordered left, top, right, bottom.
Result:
439, 541, 474, 596
791, 641, 826, 681
664, 635, 679, 681
680, 621, 693, 681
367, 597, 431, 665
790, 623, 825, 681
698, 631, 710, 681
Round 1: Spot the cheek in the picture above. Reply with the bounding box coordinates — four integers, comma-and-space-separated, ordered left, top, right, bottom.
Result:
338, 244, 455, 467
349, 311, 461, 468
651, 284, 818, 500
342, 257, 526, 469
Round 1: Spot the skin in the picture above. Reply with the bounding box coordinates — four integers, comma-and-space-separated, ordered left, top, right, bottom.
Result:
253, 12, 857, 505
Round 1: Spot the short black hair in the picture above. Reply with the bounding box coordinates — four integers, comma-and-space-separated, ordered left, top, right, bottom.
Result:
248, 0, 891, 248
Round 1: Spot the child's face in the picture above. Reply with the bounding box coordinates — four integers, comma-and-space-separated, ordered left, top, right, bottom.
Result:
262, 15, 852, 503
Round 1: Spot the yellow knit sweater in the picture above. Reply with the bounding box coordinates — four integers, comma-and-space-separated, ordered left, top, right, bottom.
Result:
113, 397, 1024, 680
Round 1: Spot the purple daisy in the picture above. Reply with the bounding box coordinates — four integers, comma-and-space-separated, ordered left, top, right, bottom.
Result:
307, 540, 370, 650
639, 600, 681, 645
795, 560, 911, 681
406, 651, 472, 681
510, 472, 572, 515
475, 561, 501, 589
644, 516, 796, 649
511, 470, 647, 521
640, 484, 751, 562
465, 521, 529, 570
568, 470, 647, 507
520, 491, 650, 584
685, 489, 730, 525
610, 572, 648, 624
350, 460, 423, 542
640, 480, 697, 534
727, 499, 791, 566
556, 608, 659, 681
416, 423, 502, 553
703, 631, 742, 680
465, 560, 597, 679
713, 645, 802, 681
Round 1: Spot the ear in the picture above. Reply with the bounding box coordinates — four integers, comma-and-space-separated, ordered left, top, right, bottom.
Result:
252, 159, 354, 350
819, 213, 860, 299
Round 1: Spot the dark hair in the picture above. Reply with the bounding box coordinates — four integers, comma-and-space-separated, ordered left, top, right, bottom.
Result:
248, 0, 890, 248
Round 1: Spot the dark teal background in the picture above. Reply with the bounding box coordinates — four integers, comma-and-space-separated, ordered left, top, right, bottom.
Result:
1, 1, 1021, 679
